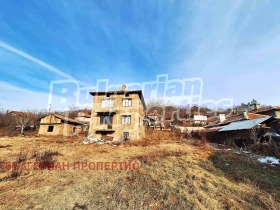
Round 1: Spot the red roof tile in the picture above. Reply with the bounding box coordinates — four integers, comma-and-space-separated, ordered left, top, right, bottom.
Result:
250, 106, 280, 114
9, 111, 39, 119
222, 113, 265, 124
40, 113, 85, 125
78, 111, 91, 118
53, 114, 85, 125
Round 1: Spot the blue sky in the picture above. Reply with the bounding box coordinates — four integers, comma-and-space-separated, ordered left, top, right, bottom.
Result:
0, 0, 280, 110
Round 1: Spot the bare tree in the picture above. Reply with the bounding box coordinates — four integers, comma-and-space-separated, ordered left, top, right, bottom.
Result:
8, 111, 39, 134
15, 116, 35, 134
0, 116, 12, 136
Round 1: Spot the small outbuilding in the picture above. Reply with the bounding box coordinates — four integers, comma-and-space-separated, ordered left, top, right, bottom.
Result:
38, 113, 85, 136
218, 116, 274, 147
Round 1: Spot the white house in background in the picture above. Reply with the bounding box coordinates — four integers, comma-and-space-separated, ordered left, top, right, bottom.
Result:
192, 112, 208, 125
75, 111, 91, 124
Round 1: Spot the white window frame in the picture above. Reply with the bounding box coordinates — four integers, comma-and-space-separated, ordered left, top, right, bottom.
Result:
122, 98, 132, 107
121, 115, 131, 124
101, 99, 114, 108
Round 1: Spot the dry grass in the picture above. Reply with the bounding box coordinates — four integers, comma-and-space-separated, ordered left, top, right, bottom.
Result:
129, 130, 183, 147
251, 140, 280, 158
0, 132, 279, 209
209, 150, 280, 199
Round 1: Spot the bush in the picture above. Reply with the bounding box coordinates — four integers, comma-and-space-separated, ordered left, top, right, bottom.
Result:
32, 148, 60, 170
9, 150, 28, 179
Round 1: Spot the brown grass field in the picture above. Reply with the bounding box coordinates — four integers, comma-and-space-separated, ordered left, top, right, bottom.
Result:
0, 130, 279, 210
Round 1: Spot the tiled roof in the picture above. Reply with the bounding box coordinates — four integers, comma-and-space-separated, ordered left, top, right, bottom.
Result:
223, 113, 266, 124
78, 111, 91, 118
247, 113, 268, 119
41, 113, 85, 125
223, 114, 244, 123
207, 118, 218, 122
250, 106, 280, 114
148, 113, 160, 116
205, 112, 266, 129
53, 114, 85, 125
193, 112, 201, 115
9, 111, 39, 119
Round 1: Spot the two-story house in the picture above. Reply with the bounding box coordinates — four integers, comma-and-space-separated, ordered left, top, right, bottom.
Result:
88, 85, 146, 141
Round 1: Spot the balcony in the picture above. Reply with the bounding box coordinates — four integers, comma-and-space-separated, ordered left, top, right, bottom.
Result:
95, 124, 115, 133
96, 110, 117, 115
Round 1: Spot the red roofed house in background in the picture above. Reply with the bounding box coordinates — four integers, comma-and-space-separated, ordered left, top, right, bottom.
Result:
75, 111, 91, 124
250, 106, 280, 118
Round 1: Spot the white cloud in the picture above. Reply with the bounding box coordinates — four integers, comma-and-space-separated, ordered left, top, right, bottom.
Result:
0, 82, 80, 111
171, 1, 280, 105
0, 41, 73, 80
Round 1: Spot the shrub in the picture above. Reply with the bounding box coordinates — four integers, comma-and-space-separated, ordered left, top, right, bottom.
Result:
9, 150, 27, 179
32, 148, 60, 170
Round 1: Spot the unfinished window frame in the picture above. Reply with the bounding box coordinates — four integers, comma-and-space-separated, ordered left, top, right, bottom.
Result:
100, 115, 113, 125
47, 125, 54, 132
123, 131, 129, 138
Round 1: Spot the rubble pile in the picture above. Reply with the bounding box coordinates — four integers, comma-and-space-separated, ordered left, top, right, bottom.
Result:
82, 133, 129, 145
82, 134, 111, 145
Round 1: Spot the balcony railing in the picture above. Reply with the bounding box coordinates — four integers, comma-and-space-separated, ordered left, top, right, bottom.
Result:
95, 124, 114, 131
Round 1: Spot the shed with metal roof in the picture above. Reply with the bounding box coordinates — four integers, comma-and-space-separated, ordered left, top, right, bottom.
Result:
219, 116, 271, 132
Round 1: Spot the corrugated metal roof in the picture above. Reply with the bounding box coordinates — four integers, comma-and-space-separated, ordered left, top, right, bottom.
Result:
219, 116, 271, 132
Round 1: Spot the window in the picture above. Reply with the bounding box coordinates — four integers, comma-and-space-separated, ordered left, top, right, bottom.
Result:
100, 115, 113, 125
47, 126, 54, 132
123, 132, 129, 138
122, 98, 132, 107
122, 115, 131, 124
101, 99, 114, 108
